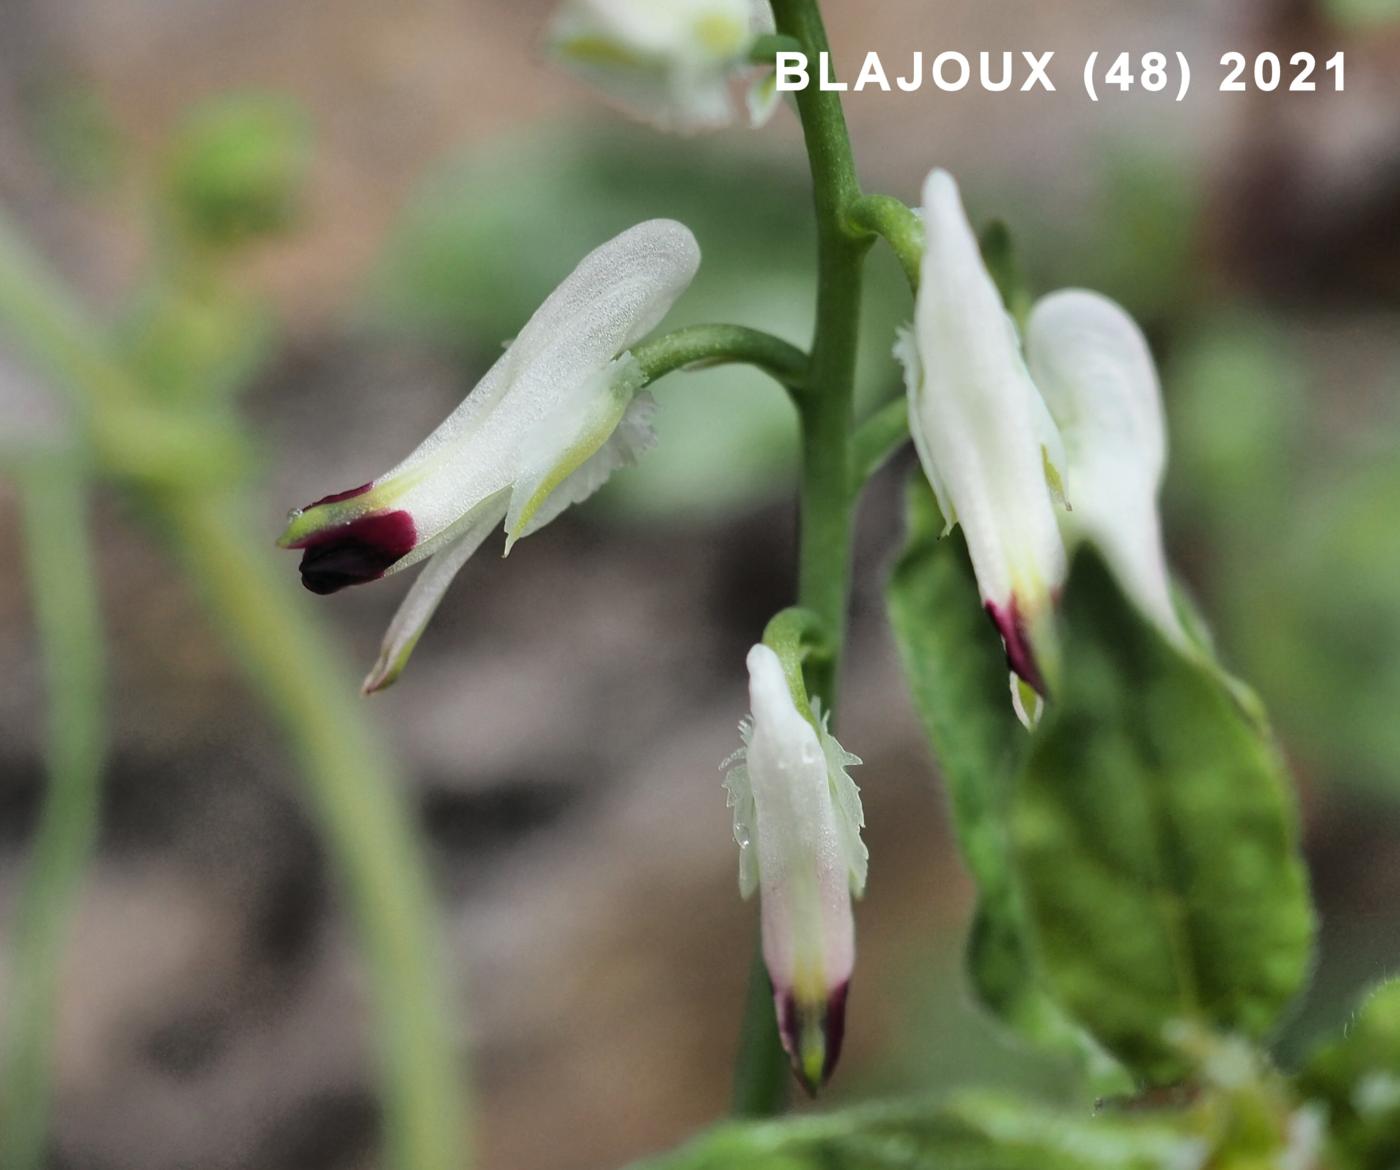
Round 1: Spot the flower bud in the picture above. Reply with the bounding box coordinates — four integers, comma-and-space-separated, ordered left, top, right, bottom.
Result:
723, 643, 866, 1093
896, 169, 1068, 692
278, 218, 700, 690
548, 0, 778, 132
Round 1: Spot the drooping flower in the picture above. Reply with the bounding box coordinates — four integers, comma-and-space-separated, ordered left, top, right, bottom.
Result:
278, 218, 700, 692
723, 643, 866, 1094
895, 169, 1068, 692
548, 0, 779, 133
1025, 289, 1187, 646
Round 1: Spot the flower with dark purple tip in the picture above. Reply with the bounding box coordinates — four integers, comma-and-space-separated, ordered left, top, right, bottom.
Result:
723, 643, 866, 1094
895, 169, 1069, 696
277, 218, 701, 690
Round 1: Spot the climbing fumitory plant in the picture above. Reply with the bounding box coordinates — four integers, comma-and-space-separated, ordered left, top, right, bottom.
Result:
278, 218, 700, 692
266, 0, 1355, 1164
0, 0, 1367, 1166
723, 641, 866, 1093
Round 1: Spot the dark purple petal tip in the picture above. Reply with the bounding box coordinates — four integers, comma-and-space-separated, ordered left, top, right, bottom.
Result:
776, 981, 849, 1096
289, 510, 417, 595
985, 600, 1044, 695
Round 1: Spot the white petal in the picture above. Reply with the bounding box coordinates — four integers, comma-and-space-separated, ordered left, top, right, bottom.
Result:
384, 219, 698, 561
908, 169, 1066, 622
503, 366, 654, 547
1025, 289, 1185, 644
742, 645, 855, 1001
361, 494, 508, 694
895, 324, 955, 532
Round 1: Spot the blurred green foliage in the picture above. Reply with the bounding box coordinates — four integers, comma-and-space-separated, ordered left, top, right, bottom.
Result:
0, 89, 466, 1170
163, 94, 310, 250
1299, 980, 1400, 1166
1169, 315, 1400, 806
1325, 0, 1400, 29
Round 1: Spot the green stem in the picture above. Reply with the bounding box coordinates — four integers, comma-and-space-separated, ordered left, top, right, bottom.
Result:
731, 0, 871, 1117
0, 212, 247, 486
0, 460, 105, 1170
774, 0, 869, 707
0, 208, 468, 1170
158, 492, 467, 1170
847, 194, 923, 293
761, 606, 831, 722
631, 323, 808, 393
729, 942, 789, 1117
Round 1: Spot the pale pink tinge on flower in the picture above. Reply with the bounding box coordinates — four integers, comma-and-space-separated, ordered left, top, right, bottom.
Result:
278, 218, 701, 690
723, 644, 866, 1093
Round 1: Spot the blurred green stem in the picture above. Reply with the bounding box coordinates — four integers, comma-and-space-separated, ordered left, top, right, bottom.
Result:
159, 492, 467, 1170
0, 216, 247, 485
731, 0, 872, 1117
0, 461, 105, 1170
0, 205, 468, 1170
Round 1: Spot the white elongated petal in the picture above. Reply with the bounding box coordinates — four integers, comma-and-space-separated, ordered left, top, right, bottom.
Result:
896, 169, 1067, 687
723, 644, 863, 1091
512, 387, 657, 544
361, 494, 509, 695
549, 0, 774, 132
279, 219, 699, 599
1025, 289, 1186, 645
382, 218, 699, 558
504, 367, 653, 548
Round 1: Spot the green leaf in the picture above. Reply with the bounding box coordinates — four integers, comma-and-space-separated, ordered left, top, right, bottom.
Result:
886, 479, 1117, 1078
625, 1093, 1204, 1170
1297, 980, 1400, 1168
1012, 547, 1315, 1084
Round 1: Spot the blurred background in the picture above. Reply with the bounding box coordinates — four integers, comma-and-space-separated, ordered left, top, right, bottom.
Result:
1, 0, 1399, 1167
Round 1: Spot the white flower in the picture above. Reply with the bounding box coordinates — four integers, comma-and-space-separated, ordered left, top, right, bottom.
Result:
548, 0, 779, 132
278, 219, 700, 692
1025, 289, 1187, 647
723, 643, 866, 1093
895, 169, 1068, 692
